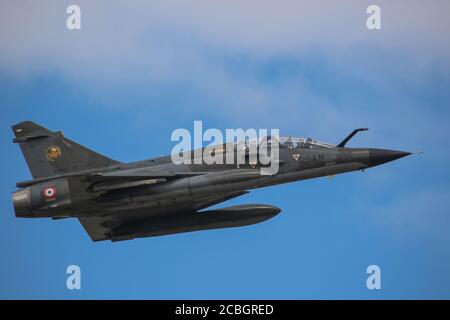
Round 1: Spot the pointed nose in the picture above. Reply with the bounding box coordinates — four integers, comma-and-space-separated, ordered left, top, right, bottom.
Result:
369, 148, 411, 167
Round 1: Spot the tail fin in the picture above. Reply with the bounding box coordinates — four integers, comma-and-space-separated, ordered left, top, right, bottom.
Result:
12, 121, 119, 179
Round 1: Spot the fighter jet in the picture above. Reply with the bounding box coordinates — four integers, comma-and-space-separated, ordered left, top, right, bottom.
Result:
11, 121, 411, 242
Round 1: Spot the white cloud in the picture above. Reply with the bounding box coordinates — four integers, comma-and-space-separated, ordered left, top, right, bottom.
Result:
1, 0, 449, 77
0, 0, 449, 146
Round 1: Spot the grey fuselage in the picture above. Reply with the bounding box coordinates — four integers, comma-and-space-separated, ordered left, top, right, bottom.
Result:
19, 146, 405, 218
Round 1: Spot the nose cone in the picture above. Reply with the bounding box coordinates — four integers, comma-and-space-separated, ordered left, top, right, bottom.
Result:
369, 148, 411, 167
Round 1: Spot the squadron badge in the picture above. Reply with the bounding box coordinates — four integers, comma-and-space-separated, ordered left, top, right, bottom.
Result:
46, 145, 62, 161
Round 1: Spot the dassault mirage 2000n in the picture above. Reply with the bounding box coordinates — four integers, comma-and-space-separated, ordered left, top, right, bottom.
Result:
12, 121, 411, 242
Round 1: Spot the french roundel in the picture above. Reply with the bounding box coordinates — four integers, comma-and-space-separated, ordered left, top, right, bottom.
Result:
42, 186, 57, 200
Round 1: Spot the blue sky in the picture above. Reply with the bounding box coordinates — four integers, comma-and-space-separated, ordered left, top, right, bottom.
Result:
1, 1, 449, 299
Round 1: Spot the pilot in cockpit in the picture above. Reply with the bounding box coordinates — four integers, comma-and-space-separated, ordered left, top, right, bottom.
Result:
283, 137, 294, 149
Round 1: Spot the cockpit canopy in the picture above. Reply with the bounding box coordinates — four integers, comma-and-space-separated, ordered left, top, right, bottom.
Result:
235, 136, 335, 150
278, 136, 335, 149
